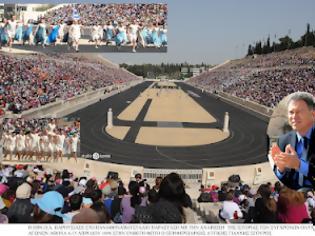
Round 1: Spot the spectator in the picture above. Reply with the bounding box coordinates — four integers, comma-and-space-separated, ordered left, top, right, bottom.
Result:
252, 184, 279, 223
219, 190, 243, 220
90, 201, 111, 223
121, 180, 145, 223
0, 213, 8, 224
134, 173, 194, 223
277, 187, 310, 223
110, 185, 126, 223
7, 182, 33, 223
152, 176, 162, 192
31, 191, 65, 223
63, 194, 82, 223
71, 208, 100, 223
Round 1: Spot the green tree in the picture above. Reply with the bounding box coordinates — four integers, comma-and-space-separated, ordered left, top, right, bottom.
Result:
278, 36, 294, 50
254, 41, 262, 54
247, 44, 253, 56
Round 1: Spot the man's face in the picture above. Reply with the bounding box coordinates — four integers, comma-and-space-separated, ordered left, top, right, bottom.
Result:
288, 99, 315, 134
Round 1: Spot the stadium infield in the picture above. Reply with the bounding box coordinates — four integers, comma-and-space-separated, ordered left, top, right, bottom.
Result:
67, 81, 269, 169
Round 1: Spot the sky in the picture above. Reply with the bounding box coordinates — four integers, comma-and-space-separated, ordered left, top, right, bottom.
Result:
2, 0, 315, 65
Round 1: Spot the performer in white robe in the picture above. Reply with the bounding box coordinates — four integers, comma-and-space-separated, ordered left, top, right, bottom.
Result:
15, 132, 25, 161
47, 133, 55, 161
70, 133, 79, 162
40, 132, 49, 161
56, 130, 66, 161
7, 16, 17, 49
91, 24, 102, 48
5, 132, 16, 160
68, 20, 81, 52
24, 132, 32, 160
128, 21, 139, 53
29, 130, 40, 161
47, 119, 56, 134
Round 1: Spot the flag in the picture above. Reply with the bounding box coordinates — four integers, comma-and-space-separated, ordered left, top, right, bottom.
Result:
72, 8, 80, 21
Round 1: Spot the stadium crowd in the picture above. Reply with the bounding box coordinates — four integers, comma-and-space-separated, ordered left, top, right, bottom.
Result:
0, 165, 314, 224
188, 48, 315, 107
197, 175, 315, 223
2, 118, 80, 162
40, 4, 167, 27
0, 53, 138, 115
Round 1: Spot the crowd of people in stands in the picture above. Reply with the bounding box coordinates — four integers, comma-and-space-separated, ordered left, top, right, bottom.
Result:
40, 4, 167, 27
1, 118, 80, 162
188, 48, 315, 108
0, 164, 314, 224
0, 4, 167, 52
197, 174, 315, 224
0, 166, 195, 223
0, 53, 138, 115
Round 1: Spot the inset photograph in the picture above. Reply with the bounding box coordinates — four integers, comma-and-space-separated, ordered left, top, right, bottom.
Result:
1, 117, 80, 162
267, 92, 315, 190
0, 3, 167, 53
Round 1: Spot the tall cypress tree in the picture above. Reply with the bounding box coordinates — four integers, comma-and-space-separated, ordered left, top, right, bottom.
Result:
247, 44, 253, 56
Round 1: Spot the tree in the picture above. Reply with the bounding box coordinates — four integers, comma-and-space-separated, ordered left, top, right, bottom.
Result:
278, 36, 294, 50
262, 37, 271, 54
254, 41, 262, 54
266, 36, 271, 53
300, 23, 315, 46
247, 44, 253, 56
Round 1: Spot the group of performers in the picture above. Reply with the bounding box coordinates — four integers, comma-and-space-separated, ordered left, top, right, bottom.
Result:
0, 16, 81, 52
99, 20, 168, 52
0, 15, 167, 52
1, 119, 80, 162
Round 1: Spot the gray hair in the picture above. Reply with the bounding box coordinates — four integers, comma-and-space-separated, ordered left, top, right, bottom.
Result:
287, 92, 315, 110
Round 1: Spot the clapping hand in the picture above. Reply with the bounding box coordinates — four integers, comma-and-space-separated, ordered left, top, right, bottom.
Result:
274, 144, 300, 172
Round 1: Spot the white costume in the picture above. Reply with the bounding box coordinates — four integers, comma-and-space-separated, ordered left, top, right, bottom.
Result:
47, 122, 56, 134
30, 133, 40, 152
47, 134, 55, 154
58, 23, 65, 40
7, 20, 17, 38
40, 135, 49, 153
70, 136, 78, 153
2, 133, 9, 151
57, 134, 65, 153
69, 24, 81, 42
24, 134, 32, 152
91, 25, 102, 41
16, 134, 25, 152
6, 135, 16, 152
128, 24, 139, 42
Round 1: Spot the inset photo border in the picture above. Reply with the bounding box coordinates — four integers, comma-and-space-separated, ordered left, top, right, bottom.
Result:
0, 3, 167, 53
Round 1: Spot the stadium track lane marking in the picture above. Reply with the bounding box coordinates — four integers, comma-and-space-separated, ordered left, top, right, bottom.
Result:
123, 99, 153, 142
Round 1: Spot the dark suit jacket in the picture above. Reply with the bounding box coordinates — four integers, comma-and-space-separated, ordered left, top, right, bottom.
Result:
275, 128, 315, 189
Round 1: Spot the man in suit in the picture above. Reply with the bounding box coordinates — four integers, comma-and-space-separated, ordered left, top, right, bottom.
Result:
270, 92, 315, 190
